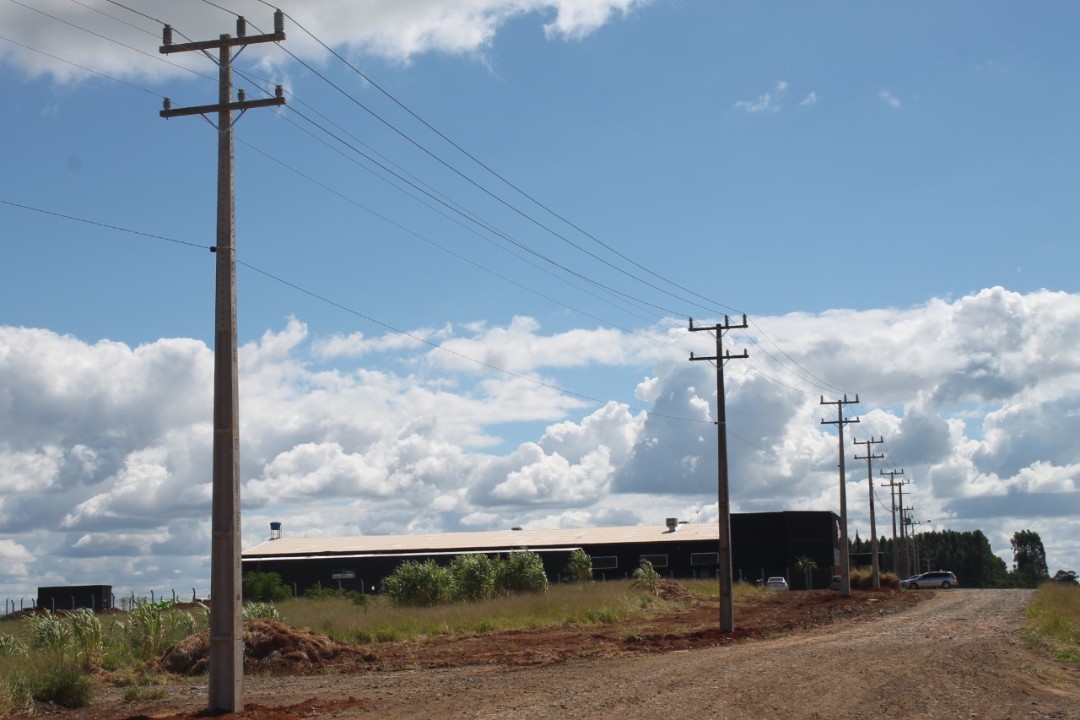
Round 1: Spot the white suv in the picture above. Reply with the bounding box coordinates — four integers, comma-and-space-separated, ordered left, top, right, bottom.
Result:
900, 571, 958, 589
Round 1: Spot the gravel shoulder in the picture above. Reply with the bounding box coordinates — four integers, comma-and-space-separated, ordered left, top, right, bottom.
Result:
307, 588, 1079, 719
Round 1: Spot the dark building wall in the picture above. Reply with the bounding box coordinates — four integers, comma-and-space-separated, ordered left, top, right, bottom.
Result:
243, 512, 840, 594
732, 512, 838, 589
36, 585, 113, 612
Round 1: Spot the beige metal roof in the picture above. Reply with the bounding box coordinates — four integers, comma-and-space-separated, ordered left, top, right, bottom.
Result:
243, 523, 720, 559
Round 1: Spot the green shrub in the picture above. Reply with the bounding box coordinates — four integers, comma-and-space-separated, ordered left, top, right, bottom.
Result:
450, 554, 499, 601
564, 549, 593, 583
115, 599, 199, 661
632, 559, 661, 595
26, 612, 70, 654
67, 610, 104, 669
243, 571, 293, 602
243, 602, 281, 621
384, 560, 456, 606
30, 663, 94, 708
303, 583, 351, 599
498, 550, 549, 595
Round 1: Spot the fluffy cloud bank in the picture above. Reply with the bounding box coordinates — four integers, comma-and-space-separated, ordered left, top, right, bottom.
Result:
1, 286, 1079, 599
0, 0, 653, 83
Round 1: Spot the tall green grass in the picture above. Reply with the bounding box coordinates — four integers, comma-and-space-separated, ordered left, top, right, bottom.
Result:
1026, 582, 1080, 665
276, 580, 676, 645
0, 602, 206, 714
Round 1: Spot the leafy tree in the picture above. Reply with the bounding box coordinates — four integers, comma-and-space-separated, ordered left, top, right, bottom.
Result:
906, 529, 1008, 588
564, 549, 593, 583
1011, 529, 1050, 588
242, 571, 292, 602
1052, 569, 1078, 586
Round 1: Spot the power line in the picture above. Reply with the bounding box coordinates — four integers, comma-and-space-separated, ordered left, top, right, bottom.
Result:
65, 0, 158, 38
253, 2, 857, 399
0, 32, 164, 96
7, 0, 858, 404
6, 0, 213, 82
0, 198, 713, 427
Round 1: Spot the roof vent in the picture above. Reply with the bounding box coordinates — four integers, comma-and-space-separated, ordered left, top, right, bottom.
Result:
665, 517, 679, 533
269, 521, 282, 540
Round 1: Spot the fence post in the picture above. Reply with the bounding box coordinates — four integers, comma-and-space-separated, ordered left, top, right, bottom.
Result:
90, 594, 95, 612
151, 590, 155, 604
293, 582, 298, 599
51, 597, 56, 613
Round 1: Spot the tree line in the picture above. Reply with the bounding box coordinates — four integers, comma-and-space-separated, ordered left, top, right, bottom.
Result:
850, 528, 1077, 588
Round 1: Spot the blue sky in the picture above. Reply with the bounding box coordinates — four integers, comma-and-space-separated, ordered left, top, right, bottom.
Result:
1, 0, 1078, 601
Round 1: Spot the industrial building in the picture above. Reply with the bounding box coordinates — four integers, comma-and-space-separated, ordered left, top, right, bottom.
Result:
243, 511, 841, 593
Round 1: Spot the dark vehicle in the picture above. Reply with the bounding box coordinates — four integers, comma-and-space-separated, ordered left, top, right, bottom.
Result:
900, 571, 958, 589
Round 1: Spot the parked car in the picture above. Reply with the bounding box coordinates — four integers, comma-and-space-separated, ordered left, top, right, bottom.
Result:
829, 575, 841, 590
765, 576, 789, 590
900, 571, 958, 589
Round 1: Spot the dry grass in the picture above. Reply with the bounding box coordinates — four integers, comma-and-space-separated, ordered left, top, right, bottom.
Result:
1026, 582, 1080, 665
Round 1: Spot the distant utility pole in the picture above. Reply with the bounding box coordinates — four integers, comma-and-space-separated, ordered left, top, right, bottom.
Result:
689, 315, 748, 633
897, 482, 911, 578
820, 395, 859, 597
853, 437, 884, 589
879, 469, 905, 577
159, 13, 285, 714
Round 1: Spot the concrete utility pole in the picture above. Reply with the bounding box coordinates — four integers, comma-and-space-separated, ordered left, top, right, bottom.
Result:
879, 469, 904, 577
689, 315, 748, 633
820, 395, 859, 597
896, 480, 911, 578
159, 13, 285, 714
853, 437, 884, 589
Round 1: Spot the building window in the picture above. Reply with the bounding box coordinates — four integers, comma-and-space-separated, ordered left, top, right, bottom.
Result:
639, 554, 669, 568
591, 556, 618, 570
691, 552, 719, 566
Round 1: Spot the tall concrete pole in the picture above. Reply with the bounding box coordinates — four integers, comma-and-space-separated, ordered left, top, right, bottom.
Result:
208, 36, 243, 712
689, 316, 747, 632
853, 437, 884, 588
879, 469, 904, 577
159, 15, 285, 713
821, 395, 859, 597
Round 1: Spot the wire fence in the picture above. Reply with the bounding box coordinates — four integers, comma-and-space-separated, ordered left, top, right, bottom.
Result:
3, 588, 210, 617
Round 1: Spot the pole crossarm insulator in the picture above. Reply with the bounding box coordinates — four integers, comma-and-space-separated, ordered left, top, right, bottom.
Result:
159, 30, 284, 55
161, 95, 285, 118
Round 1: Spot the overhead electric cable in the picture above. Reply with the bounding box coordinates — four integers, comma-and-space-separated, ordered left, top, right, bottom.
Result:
238, 136, 690, 354
0, 33, 163, 96
284, 103, 689, 318
0, 198, 711, 426
0, 199, 206, 250
231, 5, 730, 319
65, 0, 158, 38
6, 0, 213, 82
102, 0, 176, 32
211, 1, 856, 397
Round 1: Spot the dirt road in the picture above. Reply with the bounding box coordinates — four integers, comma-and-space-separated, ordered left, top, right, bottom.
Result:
227, 588, 1077, 719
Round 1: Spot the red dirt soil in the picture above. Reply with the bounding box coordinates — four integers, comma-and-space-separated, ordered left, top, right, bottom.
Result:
24, 583, 926, 720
